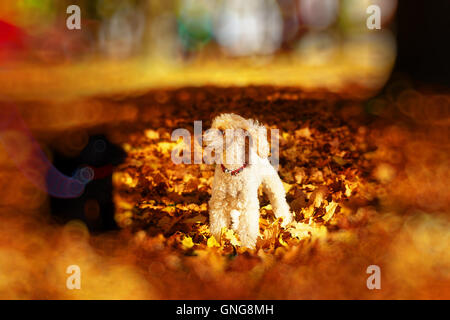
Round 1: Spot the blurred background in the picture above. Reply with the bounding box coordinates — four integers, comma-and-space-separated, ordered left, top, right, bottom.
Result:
0, 0, 399, 99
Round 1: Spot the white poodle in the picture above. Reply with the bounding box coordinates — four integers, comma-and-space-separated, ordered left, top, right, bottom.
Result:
204, 113, 292, 248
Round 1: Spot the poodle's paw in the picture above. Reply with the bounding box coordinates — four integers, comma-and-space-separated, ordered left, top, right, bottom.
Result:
240, 237, 256, 249
276, 208, 293, 228
278, 210, 293, 228
238, 229, 258, 249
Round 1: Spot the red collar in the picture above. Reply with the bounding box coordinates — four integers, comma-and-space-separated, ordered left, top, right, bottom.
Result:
221, 163, 248, 176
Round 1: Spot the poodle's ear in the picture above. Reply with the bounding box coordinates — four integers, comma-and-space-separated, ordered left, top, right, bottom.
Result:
248, 121, 270, 158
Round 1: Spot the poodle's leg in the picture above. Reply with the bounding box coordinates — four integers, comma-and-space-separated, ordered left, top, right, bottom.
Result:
262, 165, 292, 227
208, 189, 229, 242
236, 188, 260, 249
230, 209, 241, 232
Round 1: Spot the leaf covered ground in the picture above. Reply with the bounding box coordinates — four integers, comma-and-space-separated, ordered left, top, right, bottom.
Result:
107, 86, 449, 299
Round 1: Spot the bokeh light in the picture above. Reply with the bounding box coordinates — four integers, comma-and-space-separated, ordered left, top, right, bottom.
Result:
299, 0, 339, 30
0, 0, 400, 98
214, 0, 283, 56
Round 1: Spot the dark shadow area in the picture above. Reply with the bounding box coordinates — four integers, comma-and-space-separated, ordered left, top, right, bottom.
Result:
49, 134, 126, 232
394, 0, 450, 86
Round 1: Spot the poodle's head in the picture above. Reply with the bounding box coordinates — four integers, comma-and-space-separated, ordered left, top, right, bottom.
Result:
203, 113, 269, 168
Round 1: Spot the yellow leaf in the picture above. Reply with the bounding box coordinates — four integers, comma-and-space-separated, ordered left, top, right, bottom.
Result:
288, 222, 327, 241
302, 206, 315, 219
323, 201, 338, 222
162, 206, 176, 214
144, 129, 159, 140
224, 229, 240, 246
279, 235, 288, 247
261, 204, 273, 211
157, 141, 177, 153
181, 236, 194, 249
332, 156, 349, 166
309, 186, 327, 208
283, 182, 293, 193
207, 236, 220, 248
288, 222, 311, 240
345, 183, 353, 197
295, 127, 312, 139
113, 172, 137, 188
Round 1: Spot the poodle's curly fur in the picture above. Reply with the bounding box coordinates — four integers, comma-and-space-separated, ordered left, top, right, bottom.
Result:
204, 113, 292, 248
